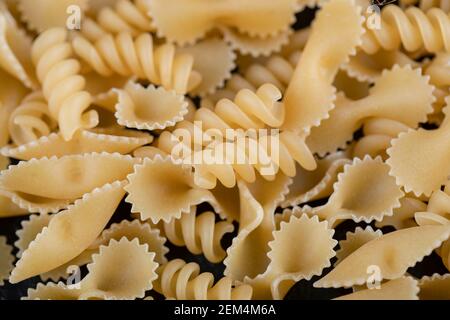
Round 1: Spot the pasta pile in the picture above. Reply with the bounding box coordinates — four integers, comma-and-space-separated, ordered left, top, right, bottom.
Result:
1, 0, 450, 300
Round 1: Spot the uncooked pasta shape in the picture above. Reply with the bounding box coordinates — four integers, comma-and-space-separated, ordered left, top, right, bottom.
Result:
0, 236, 14, 285
314, 224, 450, 288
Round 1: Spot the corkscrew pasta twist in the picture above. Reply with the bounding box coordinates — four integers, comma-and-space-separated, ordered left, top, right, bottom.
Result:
31, 28, 99, 141
81, 0, 154, 42
8, 91, 57, 146
151, 210, 234, 263
154, 259, 253, 300
400, 0, 450, 11
158, 84, 316, 189
71, 32, 202, 95
361, 5, 450, 54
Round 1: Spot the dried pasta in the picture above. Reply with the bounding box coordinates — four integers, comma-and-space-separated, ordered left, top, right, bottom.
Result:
1, 0, 450, 302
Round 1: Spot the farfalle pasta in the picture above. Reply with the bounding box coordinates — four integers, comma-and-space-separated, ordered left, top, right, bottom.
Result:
1, 0, 450, 302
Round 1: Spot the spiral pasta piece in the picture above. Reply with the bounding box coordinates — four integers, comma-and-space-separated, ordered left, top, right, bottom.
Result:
81, 0, 154, 42
152, 210, 234, 263
400, 0, 450, 12
31, 28, 99, 141
72, 32, 202, 95
362, 5, 450, 54
157, 84, 316, 189
8, 91, 57, 146
154, 259, 253, 300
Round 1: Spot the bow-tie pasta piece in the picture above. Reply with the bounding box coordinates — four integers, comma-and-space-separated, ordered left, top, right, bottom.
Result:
282, 151, 351, 208
9, 181, 126, 283
306, 65, 435, 156
220, 27, 291, 58
125, 155, 215, 223
334, 277, 419, 300
245, 214, 337, 299
0, 156, 28, 218
375, 196, 427, 230
0, 153, 137, 204
314, 224, 450, 288
282, 0, 364, 133
24, 238, 159, 300
150, 206, 233, 263
418, 274, 450, 300
335, 227, 383, 266
342, 49, 418, 83
114, 82, 188, 130
224, 173, 292, 281
310, 156, 404, 226
0, 4, 37, 89
13, 213, 92, 282
153, 259, 252, 300
1, 130, 153, 161
18, 0, 88, 32
93, 219, 169, 265
147, 0, 298, 45
386, 98, 450, 197
24, 282, 81, 300
0, 236, 14, 286
14, 213, 53, 258
177, 38, 236, 97
79, 238, 158, 300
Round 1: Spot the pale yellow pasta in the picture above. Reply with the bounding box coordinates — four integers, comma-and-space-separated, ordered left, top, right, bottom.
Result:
282, 151, 351, 207
114, 81, 188, 131
0, 152, 137, 202
245, 214, 337, 299
8, 91, 57, 146
178, 38, 236, 97
309, 156, 404, 226
282, 0, 364, 133
418, 273, 450, 299
9, 181, 126, 283
361, 5, 450, 54
25, 238, 159, 300
386, 98, 450, 197
80, 0, 154, 42
314, 224, 450, 288
220, 27, 292, 58
147, 0, 298, 45
72, 32, 202, 95
334, 277, 419, 300
0, 68, 29, 147
306, 65, 435, 156
342, 49, 419, 83
150, 207, 233, 263
153, 258, 253, 300
0, 236, 14, 286
1, 129, 153, 161
18, 0, 88, 32
352, 118, 410, 160
224, 174, 291, 281
31, 28, 99, 141
125, 155, 215, 223
375, 196, 427, 230
0, 4, 37, 89
335, 226, 383, 266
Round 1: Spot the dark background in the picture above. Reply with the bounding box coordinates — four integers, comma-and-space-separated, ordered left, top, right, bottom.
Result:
1, 3, 448, 300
